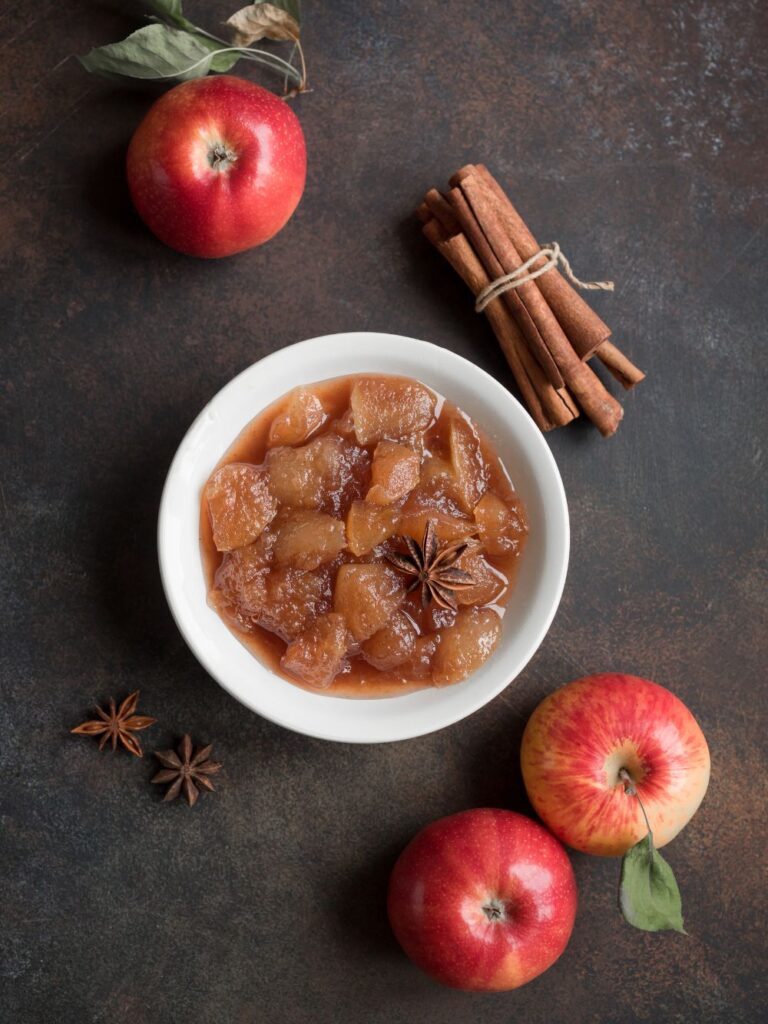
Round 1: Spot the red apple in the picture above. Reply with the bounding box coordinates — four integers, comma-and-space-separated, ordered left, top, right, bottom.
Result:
521, 673, 710, 856
387, 809, 577, 991
126, 76, 306, 258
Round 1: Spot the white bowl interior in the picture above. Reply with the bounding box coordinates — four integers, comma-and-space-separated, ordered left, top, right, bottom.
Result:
158, 333, 569, 743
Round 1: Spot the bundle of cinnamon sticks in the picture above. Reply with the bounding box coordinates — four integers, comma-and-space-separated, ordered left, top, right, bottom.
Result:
417, 165, 644, 436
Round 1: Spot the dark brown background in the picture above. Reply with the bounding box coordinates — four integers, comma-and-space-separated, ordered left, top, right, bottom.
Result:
2, 1, 766, 1021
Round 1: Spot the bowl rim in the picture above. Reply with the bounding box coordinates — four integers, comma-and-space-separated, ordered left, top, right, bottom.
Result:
158, 332, 569, 743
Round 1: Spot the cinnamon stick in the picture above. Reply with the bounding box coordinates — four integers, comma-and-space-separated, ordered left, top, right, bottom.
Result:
423, 189, 461, 234
452, 172, 624, 436
419, 196, 576, 425
595, 341, 646, 389
422, 217, 577, 430
452, 164, 610, 361
457, 165, 645, 391
446, 187, 563, 389
471, 165, 646, 390
415, 201, 431, 224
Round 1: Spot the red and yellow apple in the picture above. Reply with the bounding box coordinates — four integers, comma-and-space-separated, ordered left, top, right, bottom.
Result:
126, 76, 306, 258
521, 673, 710, 856
387, 808, 577, 991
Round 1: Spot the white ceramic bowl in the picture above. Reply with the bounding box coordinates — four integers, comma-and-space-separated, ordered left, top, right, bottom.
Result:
158, 332, 568, 743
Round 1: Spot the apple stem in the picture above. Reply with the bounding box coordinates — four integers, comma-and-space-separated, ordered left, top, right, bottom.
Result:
283, 39, 308, 99
209, 144, 238, 171
619, 767, 653, 841
482, 897, 506, 922
191, 27, 304, 88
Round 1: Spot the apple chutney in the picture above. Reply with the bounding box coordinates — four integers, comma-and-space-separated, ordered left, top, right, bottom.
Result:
201, 374, 527, 696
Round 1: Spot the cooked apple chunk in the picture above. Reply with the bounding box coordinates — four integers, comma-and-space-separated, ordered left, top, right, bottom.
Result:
214, 535, 275, 614
259, 567, 331, 641
432, 608, 502, 686
399, 506, 475, 545
362, 612, 417, 671
447, 414, 488, 513
418, 455, 460, 499
366, 441, 420, 504
208, 587, 260, 635
474, 492, 527, 556
272, 510, 346, 570
399, 462, 475, 543
205, 463, 277, 552
334, 563, 405, 642
396, 634, 439, 680
281, 612, 349, 689
346, 501, 400, 556
268, 387, 327, 447
267, 434, 368, 511
454, 544, 506, 606
350, 377, 436, 445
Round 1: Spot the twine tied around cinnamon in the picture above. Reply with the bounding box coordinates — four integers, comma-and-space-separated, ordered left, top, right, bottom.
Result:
474, 242, 614, 314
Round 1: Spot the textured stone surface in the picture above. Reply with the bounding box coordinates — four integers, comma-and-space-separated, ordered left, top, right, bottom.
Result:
1, 1, 766, 1022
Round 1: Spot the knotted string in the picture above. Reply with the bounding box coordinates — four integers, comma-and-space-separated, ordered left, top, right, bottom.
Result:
474, 242, 614, 313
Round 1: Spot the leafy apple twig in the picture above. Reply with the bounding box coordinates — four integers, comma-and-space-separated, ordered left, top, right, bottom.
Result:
617, 768, 686, 934
79, 1, 307, 97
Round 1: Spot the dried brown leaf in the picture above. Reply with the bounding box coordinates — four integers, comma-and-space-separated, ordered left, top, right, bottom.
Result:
226, 3, 300, 46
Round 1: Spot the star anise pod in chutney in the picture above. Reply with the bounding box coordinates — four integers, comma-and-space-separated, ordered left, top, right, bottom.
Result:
386, 519, 477, 611
151, 735, 222, 807
70, 690, 157, 757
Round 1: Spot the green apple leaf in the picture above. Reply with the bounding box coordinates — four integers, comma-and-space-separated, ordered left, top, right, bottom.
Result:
79, 2, 305, 91
79, 23, 241, 81
619, 834, 686, 934
226, 3, 302, 45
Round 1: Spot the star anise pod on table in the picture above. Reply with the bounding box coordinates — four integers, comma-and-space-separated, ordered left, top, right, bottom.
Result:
70, 690, 157, 757
151, 735, 222, 807
386, 519, 477, 611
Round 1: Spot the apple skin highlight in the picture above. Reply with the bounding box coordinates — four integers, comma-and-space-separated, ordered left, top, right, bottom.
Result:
521, 673, 711, 857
